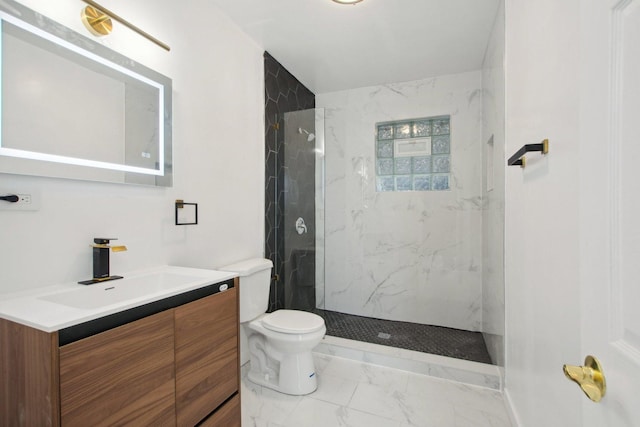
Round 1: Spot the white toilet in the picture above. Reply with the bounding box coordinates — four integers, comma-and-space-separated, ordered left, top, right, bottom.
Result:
221, 258, 326, 395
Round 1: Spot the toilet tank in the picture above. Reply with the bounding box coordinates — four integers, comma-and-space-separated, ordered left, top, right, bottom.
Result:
220, 258, 273, 323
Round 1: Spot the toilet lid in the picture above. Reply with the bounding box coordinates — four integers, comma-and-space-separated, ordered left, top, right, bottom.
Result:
262, 310, 325, 334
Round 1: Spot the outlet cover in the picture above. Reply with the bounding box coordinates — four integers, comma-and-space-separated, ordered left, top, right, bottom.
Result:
0, 189, 40, 211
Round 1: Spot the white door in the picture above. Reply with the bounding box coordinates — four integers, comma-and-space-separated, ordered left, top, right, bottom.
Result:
579, 0, 640, 425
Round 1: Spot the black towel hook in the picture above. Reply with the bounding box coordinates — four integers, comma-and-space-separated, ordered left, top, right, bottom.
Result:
508, 139, 549, 168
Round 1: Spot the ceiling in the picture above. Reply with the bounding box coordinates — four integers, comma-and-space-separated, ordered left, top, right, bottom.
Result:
209, 0, 501, 94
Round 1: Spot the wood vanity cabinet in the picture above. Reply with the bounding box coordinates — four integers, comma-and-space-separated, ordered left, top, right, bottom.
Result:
198, 394, 240, 427
175, 288, 239, 427
0, 279, 240, 427
59, 310, 176, 426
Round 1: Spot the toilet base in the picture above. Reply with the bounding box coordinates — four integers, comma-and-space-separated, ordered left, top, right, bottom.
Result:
248, 351, 318, 395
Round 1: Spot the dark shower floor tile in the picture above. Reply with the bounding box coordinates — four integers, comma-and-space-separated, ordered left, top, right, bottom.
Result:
314, 309, 494, 365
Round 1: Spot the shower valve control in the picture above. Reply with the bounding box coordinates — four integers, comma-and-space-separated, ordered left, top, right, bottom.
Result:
295, 217, 308, 234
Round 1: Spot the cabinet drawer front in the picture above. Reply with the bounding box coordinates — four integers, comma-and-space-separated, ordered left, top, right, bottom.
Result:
199, 395, 240, 427
59, 310, 176, 426
0, 319, 60, 427
175, 288, 238, 427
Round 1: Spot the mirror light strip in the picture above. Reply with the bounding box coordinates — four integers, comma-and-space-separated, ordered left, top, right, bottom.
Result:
0, 147, 164, 176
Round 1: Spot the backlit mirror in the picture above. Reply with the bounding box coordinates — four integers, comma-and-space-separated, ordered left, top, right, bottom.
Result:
0, 0, 172, 186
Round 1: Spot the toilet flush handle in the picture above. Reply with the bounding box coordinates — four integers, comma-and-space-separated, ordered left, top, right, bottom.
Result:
295, 217, 307, 235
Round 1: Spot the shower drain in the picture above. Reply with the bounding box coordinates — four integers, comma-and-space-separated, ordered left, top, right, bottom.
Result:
377, 332, 391, 339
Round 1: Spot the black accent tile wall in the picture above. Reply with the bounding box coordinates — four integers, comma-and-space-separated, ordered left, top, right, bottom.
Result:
264, 52, 315, 312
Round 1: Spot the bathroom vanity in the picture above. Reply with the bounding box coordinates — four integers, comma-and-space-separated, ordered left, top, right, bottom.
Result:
0, 266, 240, 427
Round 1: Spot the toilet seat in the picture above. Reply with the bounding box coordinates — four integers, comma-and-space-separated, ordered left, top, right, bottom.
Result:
262, 310, 325, 334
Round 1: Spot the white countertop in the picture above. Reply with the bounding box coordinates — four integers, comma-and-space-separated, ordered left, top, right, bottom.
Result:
0, 266, 237, 332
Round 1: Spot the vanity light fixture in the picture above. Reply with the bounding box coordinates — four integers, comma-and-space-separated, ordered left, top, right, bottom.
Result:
331, 0, 364, 4
81, 5, 112, 37
80, 0, 170, 51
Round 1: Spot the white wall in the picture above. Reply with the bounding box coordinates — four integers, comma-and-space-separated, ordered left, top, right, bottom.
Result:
504, 0, 583, 424
481, 1, 505, 368
0, 0, 265, 293
317, 72, 484, 331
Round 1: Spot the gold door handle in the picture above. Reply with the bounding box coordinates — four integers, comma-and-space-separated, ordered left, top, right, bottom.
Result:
563, 355, 606, 402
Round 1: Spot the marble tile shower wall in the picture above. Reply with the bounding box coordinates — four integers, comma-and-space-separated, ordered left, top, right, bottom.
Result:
317, 71, 484, 331
264, 52, 315, 312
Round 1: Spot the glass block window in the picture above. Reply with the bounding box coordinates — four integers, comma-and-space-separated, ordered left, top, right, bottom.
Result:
375, 116, 450, 191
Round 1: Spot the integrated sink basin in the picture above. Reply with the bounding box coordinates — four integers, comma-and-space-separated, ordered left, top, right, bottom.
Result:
0, 266, 238, 332
39, 272, 207, 309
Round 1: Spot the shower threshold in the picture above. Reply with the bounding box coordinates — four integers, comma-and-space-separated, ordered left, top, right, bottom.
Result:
313, 309, 493, 365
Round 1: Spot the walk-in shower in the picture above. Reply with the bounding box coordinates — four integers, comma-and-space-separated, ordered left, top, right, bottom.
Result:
264, 41, 505, 367
265, 105, 499, 365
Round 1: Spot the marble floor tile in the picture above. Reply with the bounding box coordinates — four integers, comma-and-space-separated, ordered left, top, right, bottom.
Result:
348, 382, 410, 422
241, 378, 301, 426
406, 374, 508, 418
310, 372, 359, 406
453, 405, 512, 427
313, 352, 333, 375
284, 398, 401, 427
241, 353, 513, 427
322, 356, 409, 393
